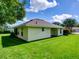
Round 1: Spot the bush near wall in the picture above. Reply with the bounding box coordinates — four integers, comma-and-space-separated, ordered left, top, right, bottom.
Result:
63, 30, 70, 35
0, 31, 10, 34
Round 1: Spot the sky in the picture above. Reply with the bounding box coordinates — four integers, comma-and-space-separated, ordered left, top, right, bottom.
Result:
11, 0, 79, 26
25, 0, 79, 23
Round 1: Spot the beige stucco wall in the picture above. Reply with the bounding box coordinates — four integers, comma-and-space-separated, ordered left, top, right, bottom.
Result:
58, 28, 63, 36
27, 27, 51, 41
51, 28, 63, 36
17, 27, 28, 41
51, 28, 58, 36
16, 27, 63, 41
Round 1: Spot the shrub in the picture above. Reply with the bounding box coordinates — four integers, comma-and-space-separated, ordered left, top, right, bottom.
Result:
10, 32, 16, 38
0, 31, 10, 34
63, 30, 70, 35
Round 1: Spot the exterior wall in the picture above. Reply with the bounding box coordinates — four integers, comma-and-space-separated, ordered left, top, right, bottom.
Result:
51, 28, 63, 36
51, 28, 58, 36
23, 27, 28, 40
16, 27, 63, 41
17, 27, 28, 41
58, 28, 63, 36
72, 29, 79, 34
27, 27, 51, 41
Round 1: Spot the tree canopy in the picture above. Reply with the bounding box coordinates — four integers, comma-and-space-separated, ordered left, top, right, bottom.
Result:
53, 22, 61, 25
0, 0, 25, 25
63, 18, 77, 32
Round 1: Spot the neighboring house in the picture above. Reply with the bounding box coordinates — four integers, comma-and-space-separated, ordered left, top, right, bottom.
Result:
72, 27, 79, 34
13, 19, 64, 41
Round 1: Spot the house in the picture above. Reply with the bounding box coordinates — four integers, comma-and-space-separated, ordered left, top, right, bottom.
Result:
72, 27, 79, 34
13, 19, 64, 41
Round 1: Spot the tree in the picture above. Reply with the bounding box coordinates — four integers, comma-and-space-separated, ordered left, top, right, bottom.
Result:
63, 18, 77, 32
0, 0, 25, 26
53, 22, 61, 25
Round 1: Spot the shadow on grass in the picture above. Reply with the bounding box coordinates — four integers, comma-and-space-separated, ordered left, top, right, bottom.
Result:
1, 36, 27, 48
1, 34, 62, 48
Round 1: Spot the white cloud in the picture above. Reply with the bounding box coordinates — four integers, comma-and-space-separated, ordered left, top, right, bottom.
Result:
23, 17, 29, 22
15, 17, 29, 25
9, 17, 30, 27
74, 15, 79, 18
52, 14, 73, 23
26, 0, 57, 12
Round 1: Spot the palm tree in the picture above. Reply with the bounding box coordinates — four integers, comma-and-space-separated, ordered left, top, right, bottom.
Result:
63, 18, 77, 32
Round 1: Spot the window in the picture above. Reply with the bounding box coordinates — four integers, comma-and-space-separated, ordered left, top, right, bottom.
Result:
21, 28, 23, 36
42, 28, 45, 31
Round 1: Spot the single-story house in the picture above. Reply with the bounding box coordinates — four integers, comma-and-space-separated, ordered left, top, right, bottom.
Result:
72, 27, 79, 34
13, 19, 64, 41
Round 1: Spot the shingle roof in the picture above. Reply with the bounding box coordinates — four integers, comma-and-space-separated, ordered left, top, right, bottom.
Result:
14, 19, 63, 28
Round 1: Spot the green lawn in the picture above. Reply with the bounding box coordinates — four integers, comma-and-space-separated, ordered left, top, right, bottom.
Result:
0, 34, 79, 59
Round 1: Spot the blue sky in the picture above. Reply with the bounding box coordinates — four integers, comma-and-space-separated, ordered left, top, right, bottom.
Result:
10, 0, 79, 27
25, 0, 79, 23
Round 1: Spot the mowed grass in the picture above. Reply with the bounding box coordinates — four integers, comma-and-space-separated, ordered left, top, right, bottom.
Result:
0, 34, 79, 59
